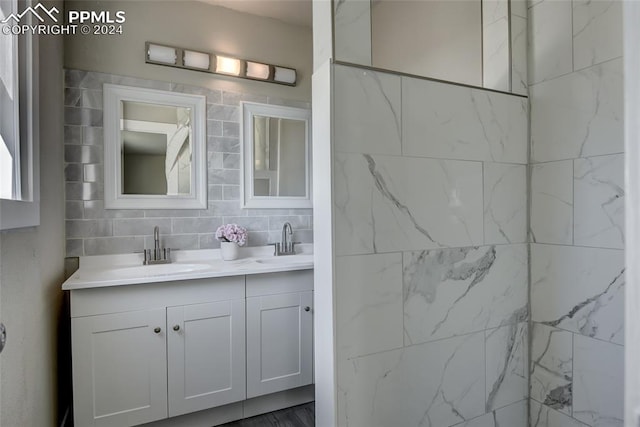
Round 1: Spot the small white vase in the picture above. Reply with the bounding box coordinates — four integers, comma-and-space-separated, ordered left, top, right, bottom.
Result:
220, 241, 240, 261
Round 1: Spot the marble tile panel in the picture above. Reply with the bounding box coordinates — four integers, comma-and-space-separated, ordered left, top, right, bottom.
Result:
337, 332, 485, 427
403, 244, 528, 345
482, 0, 510, 92
483, 163, 527, 244
334, 153, 484, 255
336, 253, 403, 359
530, 58, 623, 162
529, 0, 573, 84
511, 15, 528, 95
333, 0, 372, 65
402, 77, 527, 164
334, 66, 401, 155
573, 0, 622, 71
574, 154, 624, 249
485, 323, 528, 411
530, 400, 587, 427
454, 400, 528, 427
531, 244, 624, 345
530, 323, 573, 415
530, 160, 573, 245
573, 335, 624, 426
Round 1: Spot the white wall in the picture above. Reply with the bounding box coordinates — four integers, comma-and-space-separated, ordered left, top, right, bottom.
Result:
0, 1, 66, 423
64, 0, 312, 102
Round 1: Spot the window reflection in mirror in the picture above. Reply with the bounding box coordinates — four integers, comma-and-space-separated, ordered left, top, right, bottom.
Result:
120, 101, 192, 196
252, 116, 306, 197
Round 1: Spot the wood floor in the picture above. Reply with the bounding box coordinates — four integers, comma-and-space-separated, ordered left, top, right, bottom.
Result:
217, 402, 315, 427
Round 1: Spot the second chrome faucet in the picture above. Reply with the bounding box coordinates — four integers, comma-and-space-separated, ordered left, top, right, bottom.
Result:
270, 222, 299, 256
143, 226, 172, 265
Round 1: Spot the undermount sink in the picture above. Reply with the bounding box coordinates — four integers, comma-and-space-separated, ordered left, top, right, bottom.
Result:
255, 255, 314, 265
78, 263, 212, 282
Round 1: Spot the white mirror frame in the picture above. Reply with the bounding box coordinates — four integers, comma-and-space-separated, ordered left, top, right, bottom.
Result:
103, 84, 207, 209
241, 102, 312, 209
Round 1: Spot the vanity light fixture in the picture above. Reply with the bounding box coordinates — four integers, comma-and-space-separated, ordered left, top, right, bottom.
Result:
147, 43, 177, 65
215, 55, 242, 76
144, 41, 297, 86
183, 50, 211, 71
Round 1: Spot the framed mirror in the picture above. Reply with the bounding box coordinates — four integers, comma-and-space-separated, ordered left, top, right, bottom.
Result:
103, 84, 207, 209
241, 102, 312, 209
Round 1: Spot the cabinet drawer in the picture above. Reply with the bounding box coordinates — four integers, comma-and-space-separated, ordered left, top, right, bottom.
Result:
246, 270, 313, 297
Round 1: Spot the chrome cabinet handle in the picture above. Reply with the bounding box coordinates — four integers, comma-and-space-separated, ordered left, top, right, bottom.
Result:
153, 327, 161, 334
0, 323, 6, 354
304, 306, 310, 312
173, 325, 180, 331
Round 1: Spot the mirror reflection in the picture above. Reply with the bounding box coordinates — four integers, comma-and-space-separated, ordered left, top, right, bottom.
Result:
252, 116, 306, 197
120, 101, 192, 196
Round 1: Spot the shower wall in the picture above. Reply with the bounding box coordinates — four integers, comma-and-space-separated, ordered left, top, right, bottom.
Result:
331, 64, 529, 426
528, 0, 624, 426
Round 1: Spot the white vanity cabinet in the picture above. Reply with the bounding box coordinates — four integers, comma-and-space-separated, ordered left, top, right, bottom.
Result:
68, 269, 313, 427
71, 308, 169, 427
246, 271, 314, 398
167, 299, 246, 417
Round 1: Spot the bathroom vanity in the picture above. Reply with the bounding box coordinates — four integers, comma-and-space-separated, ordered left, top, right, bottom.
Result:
62, 246, 314, 427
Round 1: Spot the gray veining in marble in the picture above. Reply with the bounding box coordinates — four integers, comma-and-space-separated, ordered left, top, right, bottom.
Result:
574, 154, 625, 249
530, 324, 573, 415
531, 244, 625, 345
334, 153, 483, 255
403, 244, 528, 345
485, 323, 528, 411
337, 332, 485, 427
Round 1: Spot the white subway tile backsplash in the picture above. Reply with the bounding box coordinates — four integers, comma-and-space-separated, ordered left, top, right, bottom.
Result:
66, 219, 112, 238
113, 218, 171, 237
171, 217, 222, 234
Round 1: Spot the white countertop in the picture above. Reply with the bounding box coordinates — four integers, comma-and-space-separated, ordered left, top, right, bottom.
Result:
62, 244, 314, 290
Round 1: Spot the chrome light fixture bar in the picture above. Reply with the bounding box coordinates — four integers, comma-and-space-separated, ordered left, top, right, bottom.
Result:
145, 42, 297, 87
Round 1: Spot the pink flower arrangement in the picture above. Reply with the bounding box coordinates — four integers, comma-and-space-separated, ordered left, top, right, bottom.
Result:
215, 223, 248, 246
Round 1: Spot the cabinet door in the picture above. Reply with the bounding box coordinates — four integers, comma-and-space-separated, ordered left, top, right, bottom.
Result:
167, 299, 246, 417
246, 291, 313, 398
71, 309, 168, 427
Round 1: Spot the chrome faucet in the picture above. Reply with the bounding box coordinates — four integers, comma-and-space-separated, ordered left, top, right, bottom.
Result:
269, 222, 299, 256
154, 226, 161, 256
143, 226, 171, 265
282, 222, 292, 250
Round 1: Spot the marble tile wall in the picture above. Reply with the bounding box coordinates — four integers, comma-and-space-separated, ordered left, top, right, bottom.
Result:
528, 0, 624, 425
332, 64, 529, 426
63, 70, 313, 256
